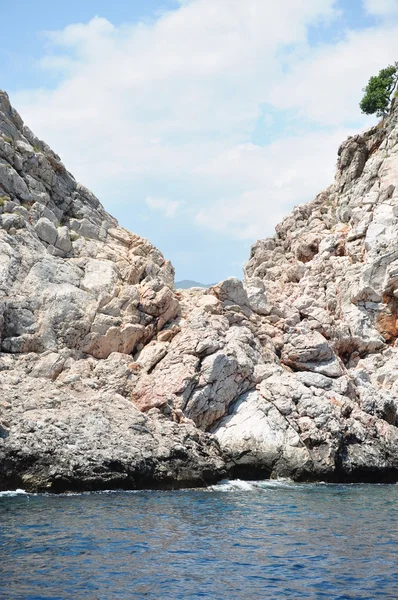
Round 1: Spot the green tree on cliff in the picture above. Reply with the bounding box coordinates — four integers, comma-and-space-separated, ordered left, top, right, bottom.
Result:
360, 63, 398, 117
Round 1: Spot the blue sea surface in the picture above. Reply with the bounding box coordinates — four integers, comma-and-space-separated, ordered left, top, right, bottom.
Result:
1, 480, 398, 599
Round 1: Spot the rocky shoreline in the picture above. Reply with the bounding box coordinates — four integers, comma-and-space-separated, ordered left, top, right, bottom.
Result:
2, 89, 398, 492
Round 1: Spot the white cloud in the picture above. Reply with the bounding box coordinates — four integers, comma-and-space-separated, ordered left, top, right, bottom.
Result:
9, 0, 398, 249
12, 1, 338, 184
268, 25, 398, 126
195, 127, 353, 239
364, 0, 398, 16
146, 196, 181, 218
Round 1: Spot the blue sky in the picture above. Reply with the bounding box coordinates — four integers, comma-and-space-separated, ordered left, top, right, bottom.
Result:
2, 0, 398, 282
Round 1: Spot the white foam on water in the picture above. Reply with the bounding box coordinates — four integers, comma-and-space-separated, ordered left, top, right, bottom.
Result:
209, 478, 299, 492
58, 489, 143, 497
210, 479, 258, 492
0, 489, 28, 497
254, 479, 296, 489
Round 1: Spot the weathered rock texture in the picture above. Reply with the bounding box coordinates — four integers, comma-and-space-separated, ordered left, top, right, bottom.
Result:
2, 89, 398, 491
0, 91, 224, 491
128, 108, 398, 483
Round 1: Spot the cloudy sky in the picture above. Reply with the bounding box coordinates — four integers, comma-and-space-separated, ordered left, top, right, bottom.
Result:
2, 0, 398, 282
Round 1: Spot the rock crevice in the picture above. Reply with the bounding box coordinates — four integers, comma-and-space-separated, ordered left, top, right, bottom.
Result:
2, 89, 398, 490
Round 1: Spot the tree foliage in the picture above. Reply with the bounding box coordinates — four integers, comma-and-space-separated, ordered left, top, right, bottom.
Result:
360, 63, 398, 117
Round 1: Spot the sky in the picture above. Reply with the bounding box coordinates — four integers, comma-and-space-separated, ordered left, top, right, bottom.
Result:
2, 0, 398, 283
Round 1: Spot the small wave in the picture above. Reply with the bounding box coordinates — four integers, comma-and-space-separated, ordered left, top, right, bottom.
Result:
0, 489, 28, 497
209, 478, 301, 492
212, 480, 256, 492
58, 489, 142, 497
254, 479, 301, 489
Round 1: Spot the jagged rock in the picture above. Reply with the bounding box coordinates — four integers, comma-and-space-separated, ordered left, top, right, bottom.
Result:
30, 351, 66, 380
55, 226, 72, 253
3, 87, 398, 490
214, 103, 398, 482
337, 134, 368, 190
35, 217, 57, 245
0, 91, 179, 362
0, 366, 225, 492
0, 90, 222, 491
281, 330, 343, 377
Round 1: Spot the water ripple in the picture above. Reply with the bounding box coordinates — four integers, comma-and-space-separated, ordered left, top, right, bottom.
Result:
1, 482, 398, 599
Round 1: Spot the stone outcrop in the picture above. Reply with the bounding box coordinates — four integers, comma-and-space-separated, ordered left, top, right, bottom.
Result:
0, 91, 224, 491
2, 88, 398, 491
128, 107, 398, 483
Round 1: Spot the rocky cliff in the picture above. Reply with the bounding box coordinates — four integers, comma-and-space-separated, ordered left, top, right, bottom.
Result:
0, 91, 225, 491
2, 90, 398, 491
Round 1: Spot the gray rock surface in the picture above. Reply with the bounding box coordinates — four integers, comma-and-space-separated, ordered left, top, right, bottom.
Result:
214, 109, 398, 481
0, 353, 225, 492
3, 88, 398, 490
129, 105, 398, 483
0, 90, 224, 491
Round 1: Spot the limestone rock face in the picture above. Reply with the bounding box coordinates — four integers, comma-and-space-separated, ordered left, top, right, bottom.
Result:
216, 109, 398, 481
3, 88, 398, 490
0, 353, 225, 492
0, 91, 178, 362
0, 90, 224, 491
128, 107, 398, 482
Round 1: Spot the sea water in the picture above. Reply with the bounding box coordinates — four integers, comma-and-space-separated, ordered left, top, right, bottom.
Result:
1, 481, 398, 599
